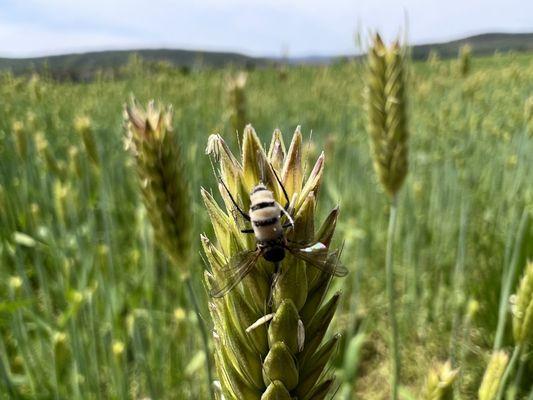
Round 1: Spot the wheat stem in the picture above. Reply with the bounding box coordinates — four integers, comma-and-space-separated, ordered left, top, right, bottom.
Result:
494, 209, 529, 350
449, 200, 468, 376
0, 345, 16, 398
386, 194, 400, 400
512, 351, 527, 393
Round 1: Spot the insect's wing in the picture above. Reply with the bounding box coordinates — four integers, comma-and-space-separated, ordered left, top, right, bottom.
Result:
288, 242, 348, 277
209, 249, 262, 298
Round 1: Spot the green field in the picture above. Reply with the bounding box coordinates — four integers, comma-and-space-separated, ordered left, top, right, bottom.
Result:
0, 52, 532, 399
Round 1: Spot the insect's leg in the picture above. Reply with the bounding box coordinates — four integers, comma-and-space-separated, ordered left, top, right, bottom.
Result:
270, 163, 290, 210
240, 228, 254, 234
268, 261, 282, 307
219, 177, 250, 221
279, 204, 294, 228
268, 278, 276, 307
268, 261, 290, 307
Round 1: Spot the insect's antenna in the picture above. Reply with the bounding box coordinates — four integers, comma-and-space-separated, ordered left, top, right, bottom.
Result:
208, 154, 249, 221
219, 177, 235, 204
209, 155, 231, 202
218, 177, 251, 221
270, 162, 290, 209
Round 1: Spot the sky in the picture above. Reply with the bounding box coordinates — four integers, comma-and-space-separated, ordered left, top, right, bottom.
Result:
0, 0, 531, 58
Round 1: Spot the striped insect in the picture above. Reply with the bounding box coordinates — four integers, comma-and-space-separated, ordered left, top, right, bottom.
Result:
209, 168, 347, 298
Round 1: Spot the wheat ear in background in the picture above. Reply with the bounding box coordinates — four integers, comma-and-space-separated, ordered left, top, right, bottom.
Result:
511, 261, 533, 347
74, 115, 100, 167
124, 99, 214, 398
203, 126, 345, 399
366, 34, 408, 199
124, 99, 191, 270
226, 72, 248, 142
365, 33, 409, 400
457, 44, 472, 78
491, 260, 533, 400
423, 360, 459, 400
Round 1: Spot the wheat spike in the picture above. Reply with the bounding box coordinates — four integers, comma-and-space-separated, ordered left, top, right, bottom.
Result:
511, 261, 533, 346
478, 351, 509, 400
74, 115, 100, 166
124, 98, 191, 271
458, 44, 472, 77
12, 120, 28, 159
423, 360, 459, 400
227, 72, 248, 140
203, 126, 345, 399
365, 34, 409, 197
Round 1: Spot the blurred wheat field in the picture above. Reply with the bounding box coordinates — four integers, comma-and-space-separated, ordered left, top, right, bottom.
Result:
0, 52, 532, 399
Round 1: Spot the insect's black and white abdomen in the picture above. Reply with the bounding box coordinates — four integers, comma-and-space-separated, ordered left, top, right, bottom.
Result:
249, 184, 283, 243
208, 179, 347, 298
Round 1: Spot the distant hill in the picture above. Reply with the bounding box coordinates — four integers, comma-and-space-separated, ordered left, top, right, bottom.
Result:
409, 32, 533, 59
0, 49, 268, 81
285, 32, 533, 64
0, 32, 531, 81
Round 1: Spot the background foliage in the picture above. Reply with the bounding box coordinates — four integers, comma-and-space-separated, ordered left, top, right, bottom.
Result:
0, 51, 532, 399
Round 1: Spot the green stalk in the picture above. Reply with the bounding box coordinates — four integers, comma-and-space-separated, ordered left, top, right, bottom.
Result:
512, 349, 527, 395
132, 317, 156, 398
386, 195, 400, 400
0, 338, 16, 398
450, 200, 468, 399
185, 277, 215, 400
494, 210, 529, 350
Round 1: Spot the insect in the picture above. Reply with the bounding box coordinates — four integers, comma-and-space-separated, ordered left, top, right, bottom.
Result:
209, 167, 348, 298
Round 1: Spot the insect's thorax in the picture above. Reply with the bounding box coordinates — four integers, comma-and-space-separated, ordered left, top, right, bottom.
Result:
249, 184, 283, 242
